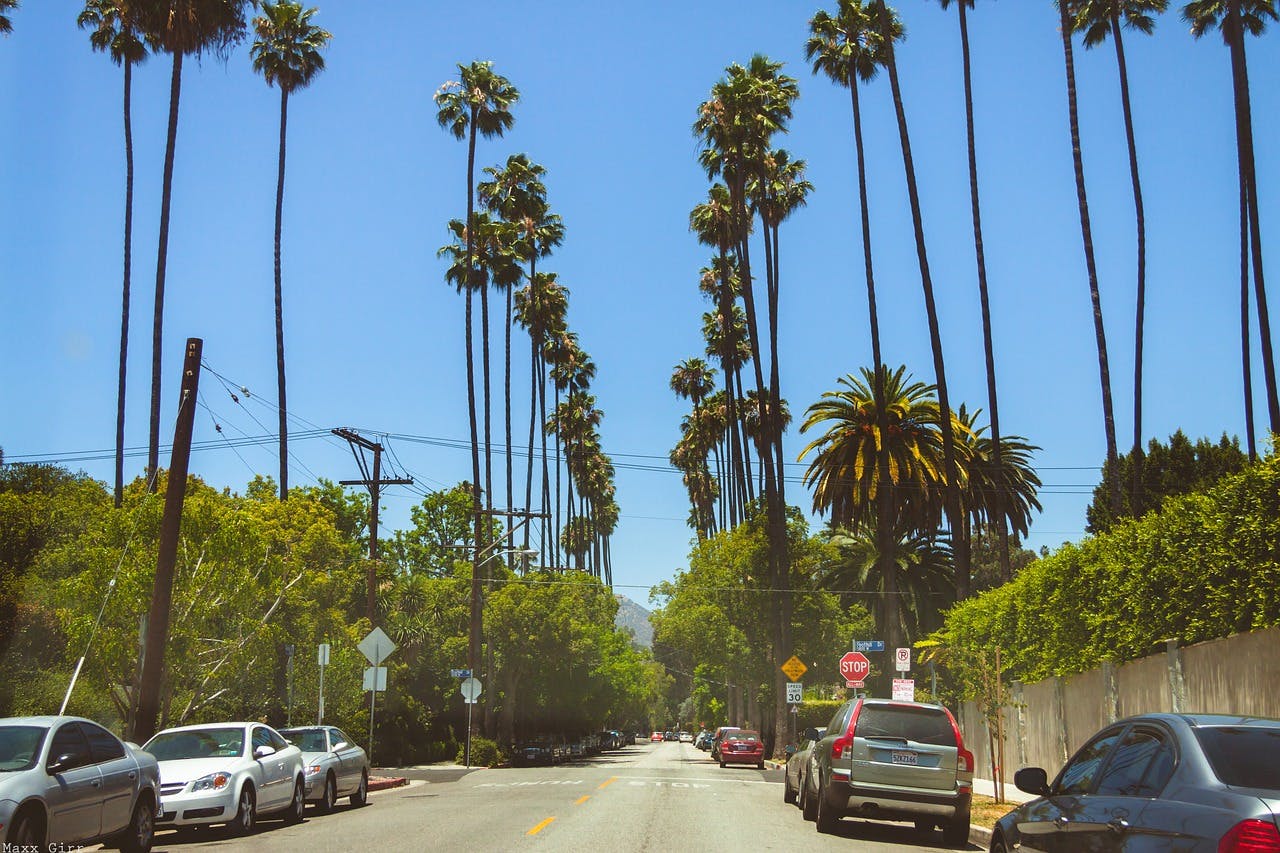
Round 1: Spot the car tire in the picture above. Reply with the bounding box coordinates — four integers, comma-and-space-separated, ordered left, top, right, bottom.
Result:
6, 807, 45, 848
719, 759, 726, 768
783, 772, 797, 804
942, 812, 970, 847
800, 773, 817, 821
915, 819, 935, 835
317, 773, 337, 814
228, 785, 256, 837
115, 794, 156, 853
814, 776, 839, 835
349, 770, 369, 807
757, 761, 765, 770
285, 778, 305, 824
989, 831, 1010, 853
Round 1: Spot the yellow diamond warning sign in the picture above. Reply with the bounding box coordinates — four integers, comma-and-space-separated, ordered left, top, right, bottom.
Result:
781, 655, 808, 682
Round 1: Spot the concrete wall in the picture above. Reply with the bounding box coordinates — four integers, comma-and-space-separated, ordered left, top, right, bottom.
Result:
961, 626, 1280, 783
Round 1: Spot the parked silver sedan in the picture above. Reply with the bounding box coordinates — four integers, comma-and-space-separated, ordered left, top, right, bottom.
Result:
143, 722, 304, 835
0, 715, 160, 852
279, 725, 370, 813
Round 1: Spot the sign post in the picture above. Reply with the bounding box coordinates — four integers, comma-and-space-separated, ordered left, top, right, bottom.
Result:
460, 677, 483, 768
358, 627, 397, 767
317, 643, 330, 725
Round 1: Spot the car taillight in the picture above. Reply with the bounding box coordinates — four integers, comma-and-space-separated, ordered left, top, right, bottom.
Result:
831, 734, 853, 760
957, 748, 974, 774
1220, 819, 1280, 853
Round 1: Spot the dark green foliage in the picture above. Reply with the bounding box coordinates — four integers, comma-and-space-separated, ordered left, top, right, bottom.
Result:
458, 735, 505, 767
1086, 431, 1247, 534
969, 524, 1038, 593
930, 452, 1280, 684
794, 699, 844, 733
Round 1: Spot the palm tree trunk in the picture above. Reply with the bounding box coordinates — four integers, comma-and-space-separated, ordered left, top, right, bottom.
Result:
553, 384, 562, 566
849, 74, 882, 369
115, 59, 135, 509
1241, 168, 1257, 460
274, 87, 290, 501
735, 366, 755, 504
1109, 14, 1147, 517
879, 6, 966, 604
524, 324, 537, 553
505, 282, 513, 551
541, 356, 552, 566
465, 116, 484, 675
1058, 0, 1120, 519
958, 3, 1009, 582
147, 50, 183, 491
1229, 11, 1279, 433
482, 283, 493, 515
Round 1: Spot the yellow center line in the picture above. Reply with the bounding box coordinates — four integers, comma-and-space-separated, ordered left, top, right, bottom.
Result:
574, 795, 590, 805
597, 776, 617, 790
526, 816, 556, 836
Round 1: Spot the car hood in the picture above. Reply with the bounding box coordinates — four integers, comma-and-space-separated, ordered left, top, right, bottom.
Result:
297, 751, 335, 765
0, 771, 42, 800
156, 757, 247, 784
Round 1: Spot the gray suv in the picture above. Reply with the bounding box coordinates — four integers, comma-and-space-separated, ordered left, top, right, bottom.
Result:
802, 698, 973, 844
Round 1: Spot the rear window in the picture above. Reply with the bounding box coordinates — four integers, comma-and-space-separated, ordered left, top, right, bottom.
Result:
854, 706, 956, 747
727, 732, 759, 741
1194, 726, 1280, 789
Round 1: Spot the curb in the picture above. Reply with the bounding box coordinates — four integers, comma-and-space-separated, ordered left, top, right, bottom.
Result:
970, 824, 992, 849
367, 776, 408, 792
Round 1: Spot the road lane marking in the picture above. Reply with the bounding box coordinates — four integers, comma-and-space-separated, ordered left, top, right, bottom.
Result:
527, 817, 556, 836
575, 795, 590, 805
597, 776, 617, 790
619, 775, 773, 785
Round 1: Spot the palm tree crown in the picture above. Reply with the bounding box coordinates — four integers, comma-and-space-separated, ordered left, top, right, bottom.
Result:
805, 0, 901, 86
1182, 0, 1277, 39
434, 60, 520, 141
0, 0, 18, 34
250, 1, 331, 94
78, 0, 147, 65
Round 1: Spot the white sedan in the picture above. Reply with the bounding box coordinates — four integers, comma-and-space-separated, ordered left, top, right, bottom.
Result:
279, 726, 370, 813
143, 722, 304, 835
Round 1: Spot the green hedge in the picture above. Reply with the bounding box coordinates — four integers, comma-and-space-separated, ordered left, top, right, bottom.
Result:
794, 700, 844, 733
932, 454, 1280, 683
456, 736, 505, 768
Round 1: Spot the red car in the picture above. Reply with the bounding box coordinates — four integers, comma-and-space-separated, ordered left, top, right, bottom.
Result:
650, 731, 663, 742
718, 730, 765, 769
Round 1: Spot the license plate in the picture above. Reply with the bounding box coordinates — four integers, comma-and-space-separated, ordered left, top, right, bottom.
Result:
890, 750, 918, 766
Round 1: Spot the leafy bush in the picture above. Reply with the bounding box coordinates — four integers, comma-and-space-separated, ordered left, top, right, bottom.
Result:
456, 736, 505, 767
794, 699, 844, 733
929, 453, 1280, 686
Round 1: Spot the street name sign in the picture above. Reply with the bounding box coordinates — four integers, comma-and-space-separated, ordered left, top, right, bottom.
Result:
450, 668, 472, 678
785, 682, 803, 705
839, 651, 871, 688
854, 640, 885, 653
781, 655, 808, 682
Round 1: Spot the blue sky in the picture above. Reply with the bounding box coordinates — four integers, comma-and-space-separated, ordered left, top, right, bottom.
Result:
2, 1, 1276, 600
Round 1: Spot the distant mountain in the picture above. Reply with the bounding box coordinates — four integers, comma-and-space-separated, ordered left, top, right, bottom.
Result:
614, 594, 653, 649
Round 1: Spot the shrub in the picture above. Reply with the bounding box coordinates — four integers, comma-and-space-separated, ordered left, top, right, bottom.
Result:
456, 736, 504, 767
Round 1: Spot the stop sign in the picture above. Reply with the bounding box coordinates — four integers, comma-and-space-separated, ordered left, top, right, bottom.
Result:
839, 651, 871, 684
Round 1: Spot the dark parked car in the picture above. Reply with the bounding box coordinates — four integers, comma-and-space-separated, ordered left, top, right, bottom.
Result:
783, 727, 824, 806
991, 713, 1280, 853
514, 735, 563, 767
805, 698, 973, 843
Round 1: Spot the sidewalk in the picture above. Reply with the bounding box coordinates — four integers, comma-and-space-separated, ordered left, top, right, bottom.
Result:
971, 777, 1034, 804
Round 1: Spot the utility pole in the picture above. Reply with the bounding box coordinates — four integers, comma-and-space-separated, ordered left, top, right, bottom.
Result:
132, 338, 202, 744
332, 428, 412, 624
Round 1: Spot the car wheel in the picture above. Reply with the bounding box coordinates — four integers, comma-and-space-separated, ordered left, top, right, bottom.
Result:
989, 831, 1010, 853
228, 785, 256, 837
814, 776, 838, 835
915, 819, 935, 835
719, 759, 726, 768
757, 761, 765, 770
783, 772, 797, 804
942, 811, 970, 847
285, 778, 305, 824
6, 807, 45, 848
349, 769, 369, 807
117, 795, 156, 853
317, 773, 337, 814
800, 772, 817, 821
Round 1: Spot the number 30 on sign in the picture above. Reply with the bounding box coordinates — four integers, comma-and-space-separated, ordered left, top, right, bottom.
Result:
785, 682, 803, 705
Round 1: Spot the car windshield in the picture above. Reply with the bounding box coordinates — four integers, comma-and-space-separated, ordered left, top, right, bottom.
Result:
1195, 726, 1280, 790
855, 706, 956, 747
0, 725, 46, 772
144, 727, 246, 760
282, 730, 328, 752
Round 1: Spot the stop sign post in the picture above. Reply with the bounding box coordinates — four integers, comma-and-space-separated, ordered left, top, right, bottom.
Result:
840, 651, 871, 688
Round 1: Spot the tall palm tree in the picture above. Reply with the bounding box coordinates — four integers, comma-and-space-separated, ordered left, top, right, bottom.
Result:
78, 0, 148, 508
435, 61, 518, 672
799, 366, 947, 649
0, 0, 17, 34
926, 0, 1016, 582
1071, 0, 1166, 520
871, 0, 969, 596
1055, 0, 1122, 517
131, 0, 256, 490
1183, 0, 1279, 441
250, 1, 331, 502
805, 0, 898, 370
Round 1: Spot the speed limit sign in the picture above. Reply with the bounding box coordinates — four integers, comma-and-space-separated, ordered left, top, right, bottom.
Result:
895, 647, 911, 672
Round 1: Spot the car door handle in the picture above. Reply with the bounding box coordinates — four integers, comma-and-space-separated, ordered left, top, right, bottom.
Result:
92, 780, 101, 788
1054, 816, 1069, 829
128, 771, 136, 779
1108, 818, 1130, 833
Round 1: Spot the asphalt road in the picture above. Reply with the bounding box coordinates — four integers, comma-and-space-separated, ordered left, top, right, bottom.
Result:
146, 740, 981, 852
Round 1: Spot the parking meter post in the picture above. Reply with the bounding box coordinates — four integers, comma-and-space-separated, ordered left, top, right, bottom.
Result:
368, 648, 380, 767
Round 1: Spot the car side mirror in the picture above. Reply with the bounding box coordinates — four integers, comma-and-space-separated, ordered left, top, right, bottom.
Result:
803, 728, 820, 742
1014, 767, 1051, 797
47, 752, 82, 774
253, 745, 276, 759
784, 744, 797, 757
333, 742, 348, 752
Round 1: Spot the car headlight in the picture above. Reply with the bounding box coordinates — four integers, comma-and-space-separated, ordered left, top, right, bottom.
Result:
190, 772, 232, 792
306, 764, 324, 776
